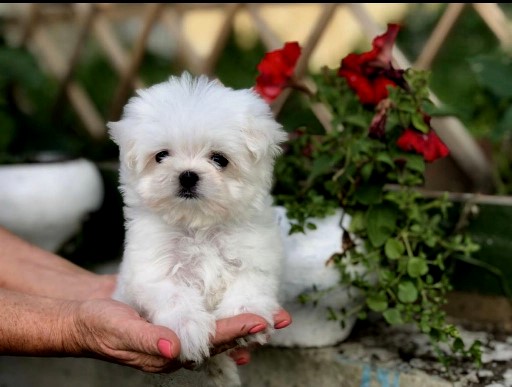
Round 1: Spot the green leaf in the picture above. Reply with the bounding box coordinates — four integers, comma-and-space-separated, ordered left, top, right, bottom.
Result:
307, 155, 334, 182
470, 54, 512, 98
361, 162, 373, 181
376, 152, 394, 167
407, 257, 429, 278
348, 211, 365, 233
383, 308, 403, 325
411, 112, 430, 133
494, 105, 512, 141
366, 205, 398, 247
306, 222, 317, 230
355, 184, 382, 205
452, 337, 465, 352
385, 238, 405, 260
345, 114, 370, 128
379, 269, 394, 284
398, 281, 418, 303
366, 292, 388, 312
403, 155, 425, 173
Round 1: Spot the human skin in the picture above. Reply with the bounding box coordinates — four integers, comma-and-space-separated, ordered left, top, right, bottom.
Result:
0, 227, 291, 372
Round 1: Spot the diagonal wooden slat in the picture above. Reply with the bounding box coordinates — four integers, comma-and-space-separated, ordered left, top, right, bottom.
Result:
92, 12, 145, 90
201, 3, 242, 76
414, 3, 466, 70
19, 4, 104, 139
294, 3, 338, 79
4, 2, 509, 191
271, 3, 339, 117
109, 3, 165, 121
245, 3, 282, 50
52, 3, 97, 120
472, 3, 512, 49
17, 3, 40, 46
30, 28, 105, 139
161, 8, 203, 74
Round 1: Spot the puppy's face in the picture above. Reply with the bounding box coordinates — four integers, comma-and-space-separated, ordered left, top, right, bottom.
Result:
109, 73, 287, 228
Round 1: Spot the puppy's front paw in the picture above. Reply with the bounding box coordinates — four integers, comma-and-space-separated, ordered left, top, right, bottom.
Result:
237, 331, 270, 348
214, 297, 279, 347
215, 296, 279, 323
153, 308, 216, 363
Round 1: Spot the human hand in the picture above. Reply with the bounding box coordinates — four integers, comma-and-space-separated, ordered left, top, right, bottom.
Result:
67, 298, 291, 373
214, 308, 292, 367
68, 273, 117, 300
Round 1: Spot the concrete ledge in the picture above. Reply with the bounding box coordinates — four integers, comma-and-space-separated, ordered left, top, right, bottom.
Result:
0, 348, 450, 387
240, 346, 451, 387
1, 319, 510, 387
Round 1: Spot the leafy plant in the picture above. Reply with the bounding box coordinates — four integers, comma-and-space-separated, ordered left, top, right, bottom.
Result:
398, 4, 512, 195
466, 52, 512, 195
254, 24, 482, 366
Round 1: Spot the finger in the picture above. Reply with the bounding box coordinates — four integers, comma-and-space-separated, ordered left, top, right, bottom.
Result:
228, 347, 251, 366
121, 353, 183, 374
273, 308, 292, 329
212, 313, 268, 347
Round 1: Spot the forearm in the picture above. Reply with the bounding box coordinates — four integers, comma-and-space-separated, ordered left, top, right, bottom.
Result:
0, 227, 114, 299
0, 288, 78, 356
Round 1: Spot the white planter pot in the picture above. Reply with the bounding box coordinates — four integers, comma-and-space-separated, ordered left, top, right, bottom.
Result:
271, 206, 362, 348
0, 158, 104, 252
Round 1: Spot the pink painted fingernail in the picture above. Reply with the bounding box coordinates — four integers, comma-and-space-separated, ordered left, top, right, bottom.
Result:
157, 339, 173, 358
274, 320, 291, 329
249, 324, 266, 334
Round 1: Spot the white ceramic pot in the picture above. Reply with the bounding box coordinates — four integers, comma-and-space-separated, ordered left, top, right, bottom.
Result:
0, 157, 104, 252
271, 206, 363, 348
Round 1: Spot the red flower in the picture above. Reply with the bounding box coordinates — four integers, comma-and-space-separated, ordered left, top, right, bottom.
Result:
254, 42, 301, 103
396, 128, 450, 163
338, 24, 404, 105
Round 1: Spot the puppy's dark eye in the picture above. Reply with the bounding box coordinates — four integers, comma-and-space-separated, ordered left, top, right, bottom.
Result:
211, 153, 229, 168
155, 150, 169, 163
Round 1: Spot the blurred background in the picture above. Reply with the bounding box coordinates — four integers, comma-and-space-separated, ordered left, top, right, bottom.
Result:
0, 3, 511, 287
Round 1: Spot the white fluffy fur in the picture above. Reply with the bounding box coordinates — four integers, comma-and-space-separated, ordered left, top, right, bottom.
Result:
109, 72, 287, 386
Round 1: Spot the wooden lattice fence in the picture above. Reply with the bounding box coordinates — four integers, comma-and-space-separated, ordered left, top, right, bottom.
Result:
2, 3, 511, 191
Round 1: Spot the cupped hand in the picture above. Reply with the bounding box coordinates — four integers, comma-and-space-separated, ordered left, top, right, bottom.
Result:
68, 298, 291, 373
211, 308, 292, 366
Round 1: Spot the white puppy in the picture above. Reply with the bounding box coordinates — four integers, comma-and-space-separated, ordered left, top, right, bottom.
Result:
109, 72, 287, 386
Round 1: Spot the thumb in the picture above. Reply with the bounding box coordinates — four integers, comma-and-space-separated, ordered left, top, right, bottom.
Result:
124, 319, 181, 359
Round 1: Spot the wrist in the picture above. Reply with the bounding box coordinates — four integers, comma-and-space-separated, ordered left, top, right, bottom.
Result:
0, 289, 83, 356
58, 299, 87, 355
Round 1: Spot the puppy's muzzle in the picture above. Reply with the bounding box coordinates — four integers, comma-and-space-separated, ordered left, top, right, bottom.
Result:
178, 170, 199, 199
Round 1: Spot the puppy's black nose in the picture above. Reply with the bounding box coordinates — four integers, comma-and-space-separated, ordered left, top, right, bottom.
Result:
179, 171, 199, 189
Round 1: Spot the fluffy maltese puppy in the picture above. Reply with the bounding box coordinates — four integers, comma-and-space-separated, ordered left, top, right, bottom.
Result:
109, 72, 287, 386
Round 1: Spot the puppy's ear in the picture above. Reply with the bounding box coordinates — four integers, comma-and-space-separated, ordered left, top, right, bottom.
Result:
244, 116, 288, 162
108, 121, 143, 173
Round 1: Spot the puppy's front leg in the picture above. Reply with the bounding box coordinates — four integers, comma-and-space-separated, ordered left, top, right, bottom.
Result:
116, 280, 215, 363
213, 270, 280, 345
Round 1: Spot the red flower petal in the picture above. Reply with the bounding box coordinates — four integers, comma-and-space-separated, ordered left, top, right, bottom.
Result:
255, 42, 301, 103
396, 128, 450, 162
339, 69, 376, 105
371, 23, 400, 67
338, 24, 402, 106
373, 76, 397, 102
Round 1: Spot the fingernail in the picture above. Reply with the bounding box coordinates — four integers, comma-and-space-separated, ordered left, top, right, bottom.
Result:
157, 339, 173, 358
236, 357, 249, 366
274, 320, 291, 329
249, 324, 266, 334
